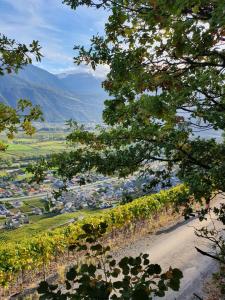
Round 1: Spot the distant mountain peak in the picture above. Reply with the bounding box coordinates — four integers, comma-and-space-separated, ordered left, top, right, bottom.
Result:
0, 65, 106, 123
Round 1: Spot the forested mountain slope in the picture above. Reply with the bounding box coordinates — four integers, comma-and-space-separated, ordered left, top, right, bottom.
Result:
0, 65, 107, 123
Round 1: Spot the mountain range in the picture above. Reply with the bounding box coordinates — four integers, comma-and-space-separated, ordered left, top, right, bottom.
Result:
0, 65, 108, 123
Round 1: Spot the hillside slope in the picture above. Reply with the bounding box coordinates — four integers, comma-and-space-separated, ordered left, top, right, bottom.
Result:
0, 65, 107, 123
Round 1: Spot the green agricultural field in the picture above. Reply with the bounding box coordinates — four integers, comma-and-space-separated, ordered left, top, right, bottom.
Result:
0, 130, 71, 161
0, 216, 6, 227
4, 140, 67, 158
23, 198, 46, 209
0, 198, 46, 214
0, 209, 102, 242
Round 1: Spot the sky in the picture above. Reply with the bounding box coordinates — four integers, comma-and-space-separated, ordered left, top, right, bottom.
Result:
0, 0, 109, 78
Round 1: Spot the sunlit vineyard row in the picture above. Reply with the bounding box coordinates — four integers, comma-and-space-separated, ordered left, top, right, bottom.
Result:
0, 185, 189, 289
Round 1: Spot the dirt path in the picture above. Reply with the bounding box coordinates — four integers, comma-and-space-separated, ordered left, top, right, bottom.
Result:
113, 207, 222, 299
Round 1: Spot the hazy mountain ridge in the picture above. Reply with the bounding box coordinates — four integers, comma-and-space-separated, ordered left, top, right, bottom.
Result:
0, 65, 107, 123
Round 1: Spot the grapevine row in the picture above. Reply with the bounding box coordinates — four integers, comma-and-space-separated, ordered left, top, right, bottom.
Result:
0, 184, 189, 288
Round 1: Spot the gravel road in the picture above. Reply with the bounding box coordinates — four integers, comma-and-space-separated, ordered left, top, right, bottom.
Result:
113, 202, 223, 300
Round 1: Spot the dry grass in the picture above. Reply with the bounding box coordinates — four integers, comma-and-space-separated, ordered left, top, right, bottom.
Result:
204, 277, 222, 300
108, 209, 182, 252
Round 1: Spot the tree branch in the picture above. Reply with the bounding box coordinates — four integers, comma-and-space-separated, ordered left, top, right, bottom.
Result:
195, 247, 224, 263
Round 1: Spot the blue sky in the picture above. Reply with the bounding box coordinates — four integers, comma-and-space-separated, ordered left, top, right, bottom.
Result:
0, 0, 109, 77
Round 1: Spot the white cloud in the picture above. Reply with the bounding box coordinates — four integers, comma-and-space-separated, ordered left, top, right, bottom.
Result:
42, 48, 73, 63
2, 0, 59, 32
55, 64, 110, 79
0, 0, 108, 73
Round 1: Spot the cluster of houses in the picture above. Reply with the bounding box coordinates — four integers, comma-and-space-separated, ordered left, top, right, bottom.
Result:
47, 172, 176, 214
0, 165, 180, 230
0, 169, 106, 199
4, 212, 29, 229
0, 176, 47, 199
0, 204, 10, 216
0, 203, 30, 229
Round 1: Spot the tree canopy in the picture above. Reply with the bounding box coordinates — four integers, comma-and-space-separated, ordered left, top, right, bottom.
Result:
0, 34, 43, 151
31, 0, 225, 204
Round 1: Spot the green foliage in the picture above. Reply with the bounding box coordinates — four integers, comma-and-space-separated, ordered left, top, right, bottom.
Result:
0, 34, 42, 75
0, 99, 43, 148
0, 34, 43, 150
0, 184, 188, 287
120, 193, 133, 205
38, 222, 183, 299
39, 0, 225, 205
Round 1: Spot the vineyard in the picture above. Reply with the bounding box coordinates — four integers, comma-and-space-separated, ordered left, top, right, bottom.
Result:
0, 184, 189, 293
